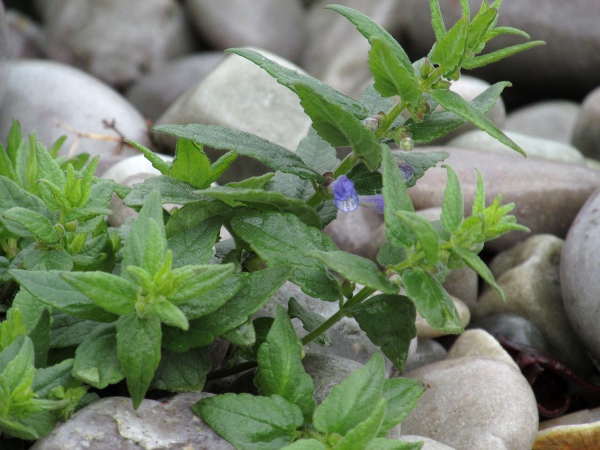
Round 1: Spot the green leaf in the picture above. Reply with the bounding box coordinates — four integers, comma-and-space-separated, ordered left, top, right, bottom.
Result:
1, 207, 59, 244
35, 142, 66, 210
381, 144, 414, 248
483, 25, 531, 42
169, 138, 212, 188
462, 41, 545, 70
472, 169, 485, 216
193, 186, 321, 228
168, 263, 236, 305
307, 250, 398, 295
467, 6, 497, 52
23, 248, 73, 271
347, 161, 382, 195
28, 308, 51, 368
209, 151, 238, 183
230, 211, 340, 301
313, 353, 385, 436
151, 347, 210, 392
60, 271, 137, 316
237, 317, 274, 361
333, 398, 386, 450
367, 439, 423, 450
265, 171, 313, 201
441, 165, 463, 232
167, 216, 222, 267
220, 318, 256, 346
296, 128, 339, 173
428, 0, 446, 40
50, 315, 102, 349
288, 298, 330, 346
116, 314, 162, 409
350, 294, 417, 372
432, 88, 525, 155
429, 16, 469, 76
0, 175, 47, 213
360, 84, 395, 117
452, 246, 505, 301
394, 211, 439, 265
147, 301, 189, 330
9, 270, 118, 322
256, 306, 315, 420
0, 143, 15, 181
282, 440, 328, 450
154, 123, 322, 181
227, 173, 275, 190
33, 358, 74, 398
380, 378, 424, 434
0, 335, 34, 395
72, 323, 123, 388
124, 139, 171, 175
193, 393, 304, 450
394, 150, 449, 188
123, 176, 198, 207
177, 273, 246, 321
401, 268, 463, 333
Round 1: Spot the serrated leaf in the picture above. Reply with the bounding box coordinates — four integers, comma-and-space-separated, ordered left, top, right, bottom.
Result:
288, 298, 330, 346
394, 211, 439, 265
73, 323, 123, 388
123, 176, 199, 207
307, 250, 398, 295
393, 150, 449, 188
193, 393, 304, 450
49, 315, 101, 349
382, 144, 414, 248
230, 211, 340, 301
151, 347, 210, 392
23, 248, 73, 271
377, 242, 407, 268
169, 138, 211, 188
116, 314, 162, 409
154, 123, 322, 181
168, 263, 235, 305
60, 271, 137, 316
265, 171, 313, 201
194, 186, 321, 228
296, 128, 339, 173
432, 88, 525, 155
313, 353, 385, 436
2, 207, 59, 244
333, 397, 386, 450
429, 16, 469, 76
124, 139, 170, 175
380, 378, 424, 434
35, 142, 66, 210
441, 164, 463, 232
0, 176, 45, 213
452, 246, 505, 301
167, 215, 222, 267
9, 270, 117, 322
401, 268, 463, 333
462, 41, 545, 70
350, 294, 416, 372
256, 306, 315, 420
360, 84, 395, 117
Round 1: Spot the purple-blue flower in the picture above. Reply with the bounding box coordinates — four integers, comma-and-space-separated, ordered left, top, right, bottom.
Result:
332, 175, 359, 212
359, 195, 385, 214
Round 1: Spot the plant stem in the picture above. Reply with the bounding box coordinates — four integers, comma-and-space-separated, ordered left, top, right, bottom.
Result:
376, 100, 405, 140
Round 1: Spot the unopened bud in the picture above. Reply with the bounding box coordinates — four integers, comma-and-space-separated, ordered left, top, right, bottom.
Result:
400, 137, 414, 151
362, 116, 381, 131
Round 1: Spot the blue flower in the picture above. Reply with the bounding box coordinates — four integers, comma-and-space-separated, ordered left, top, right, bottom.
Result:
359, 195, 385, 214
332, 175, 359, 212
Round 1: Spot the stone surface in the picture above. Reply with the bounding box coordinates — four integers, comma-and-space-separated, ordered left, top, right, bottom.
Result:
446, 329, 518, 370
505, 100, 581, 143
30, 393, 235, 450
475, 234, 592, 375
402, 356, 538, 450
5, 9, 45, 59
399, 436, 457, 450
154, 48, 312, 183
572, 86, 600, 160
0, 59, 150, 175
447, 129, 585, 164
0, 2, 8, 108
184, 0, 307, 62
407, 147, 600, 251
402, 338, 448, 374
125, 53, 226, 122
561, 188, 600, 371
35, 0, 195, 88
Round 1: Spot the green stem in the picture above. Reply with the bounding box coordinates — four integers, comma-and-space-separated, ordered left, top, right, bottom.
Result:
333, 152, 359, 178
376, 100, 405, 140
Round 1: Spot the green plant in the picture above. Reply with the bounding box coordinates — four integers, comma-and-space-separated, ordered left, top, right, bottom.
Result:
0, 0, 541, 446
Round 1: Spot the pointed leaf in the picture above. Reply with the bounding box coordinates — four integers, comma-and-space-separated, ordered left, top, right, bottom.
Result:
124, 139, 171, 175
2, 207, 59, 243
288, 298, 330, 346
151, 347, 210, 392
428, 0, 446, 40
380, 378, 424, 434
333, 398, 386, 450
452, 246, 505, 301
209, 151, 238, 183
429, 16, 469, 76
169, 138, 212, 188
394, 211, 440, 265
296, 128, 339, 173
472, 169, 485, 215
123, 176, 199, 207
177, 273, 246, 321
73, 323, 123, 388
168, 263, 236, 305
167, 213, 222, 268
441, 164, 463, 232
462, 41, 545, 70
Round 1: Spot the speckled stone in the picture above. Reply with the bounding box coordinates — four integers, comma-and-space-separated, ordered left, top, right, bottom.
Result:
446, 329, 518, 370
572, 86, 600, 160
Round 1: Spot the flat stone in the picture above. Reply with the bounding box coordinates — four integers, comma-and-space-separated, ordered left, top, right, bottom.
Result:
572, 86, 600, 160
402, 356, 538, 450
399, 435, 457, 450
30, 393, 235, 450
407, 147, 600, 251
35, 0, 195, 88
323, 206, 384, 260
184, 0, 307, 62
447, 129, 585, 164
446, 329, 518, 370
505, 100, 581, 143
475, 234, 593, 375
0, 60, 150, 175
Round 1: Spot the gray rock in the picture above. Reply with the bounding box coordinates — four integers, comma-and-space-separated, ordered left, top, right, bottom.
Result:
505, 100, 581, 143
184, 0, 307, 62
30, 393, 235, 450
302, 0, 405, 98
399, 435, 457, 450
475, 234, 593, 375
126, 53, 226, 121
0, 59, 151, 174
447, 129, 585, 164
572, 86, 600, 160
561, 188, 600, 371
400, 0, 600, 99
401, 338, 448, 374
35, 0, 195, 88
154, 48, 312, 183
407, 147, 600, 251
446, 329, 518, 370
402, 357, 538, 450
5, 9, 45, 59
0, 2, 8, 108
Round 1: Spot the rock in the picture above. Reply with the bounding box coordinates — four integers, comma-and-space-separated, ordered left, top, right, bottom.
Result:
154, 48, 312, 183
30, 393, 235, 450
402, 338, 448, 374
407, 147, 600, 251
0, 60, 151, 174
0, 2, 8, 107
447, 129, 585, 164
125, 53, 226, 122
323, 206, 384, 260
5, 9, 45, 59
446, 329, 518, 370
184, 0, 307, 62
35, 0, 195, 88
400, 0, 600, 100
561, 188, 600, 371
505, 100, 581, 143
415, 296, 470, 339
572, 86, 600, 159
402, 356, 538, 450
475, 234, 593, 375
302, 0, 405, 98
399, 435, 457, 450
